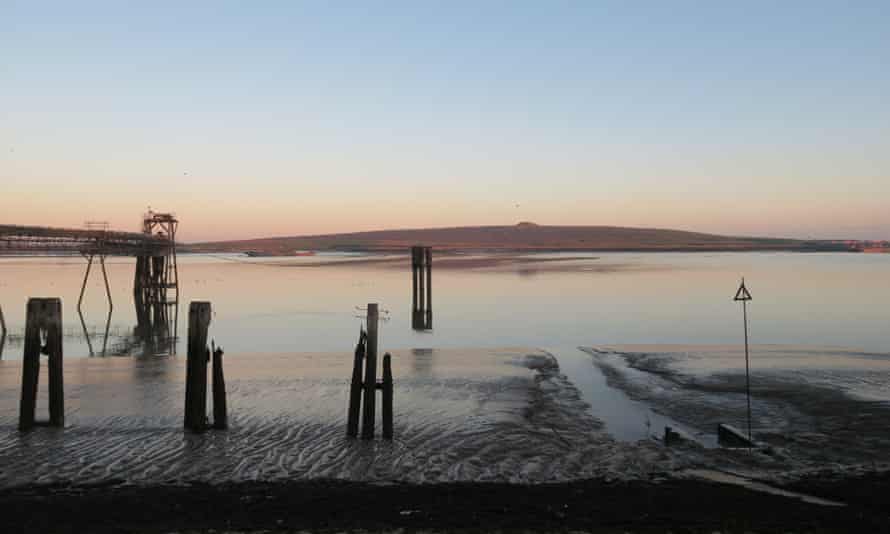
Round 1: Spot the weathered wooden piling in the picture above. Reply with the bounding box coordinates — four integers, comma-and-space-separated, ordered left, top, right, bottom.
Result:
212, 344, 227, 430
0, 303, 6, 359
381, 353, 393, 440
346, 329, 366, 437
19, 298, 64, 431
411, 246, 432, 330
184, 301, 211, 432
361, 304, 379, 439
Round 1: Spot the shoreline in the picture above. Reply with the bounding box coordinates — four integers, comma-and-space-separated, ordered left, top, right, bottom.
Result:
2, 475, 888, 532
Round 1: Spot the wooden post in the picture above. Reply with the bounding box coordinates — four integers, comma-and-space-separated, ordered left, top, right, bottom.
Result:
0, 304, 6, 359
184, 301, 211, 432
361, 304, 378, 439
425, 247, 432, 329
411, 247, 419, 329
19, 298, 64, 431
212, 344, 227, 430
382, 353, 393, 440
411, 246, 432, 330
346, 329, 366, 438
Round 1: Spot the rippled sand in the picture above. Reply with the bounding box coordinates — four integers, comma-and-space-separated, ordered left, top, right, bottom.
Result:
0, 348, 669, 489
581, 345, 890, 473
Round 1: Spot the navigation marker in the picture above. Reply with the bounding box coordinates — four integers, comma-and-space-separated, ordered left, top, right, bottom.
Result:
733, 278, 753, 444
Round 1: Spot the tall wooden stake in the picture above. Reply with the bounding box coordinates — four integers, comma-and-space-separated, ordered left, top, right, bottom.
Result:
212, 342, 227, 430
185, 301, 211, 432
425, 247, 432, 329
361, 304, 379, 439
19, 298, 64, 431
347, 329, 366, 438
382, 353, 393, 440
733, 278, 753, 444
0, 304, 6, 359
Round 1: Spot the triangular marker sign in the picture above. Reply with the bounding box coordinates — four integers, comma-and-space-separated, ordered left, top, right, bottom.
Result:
733, 279, 752, 301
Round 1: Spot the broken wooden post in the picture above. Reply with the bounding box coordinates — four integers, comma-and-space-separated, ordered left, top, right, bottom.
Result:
184, 301, 211, 432
361, 304, 379, 439
411, 246, 432, 330
212, 343, 227, 430
346, 329, 366, 438
381, 353, 393, 440
19, 298, 64, 431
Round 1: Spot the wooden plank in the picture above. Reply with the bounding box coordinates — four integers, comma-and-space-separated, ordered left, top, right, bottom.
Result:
718, 423, 754, 447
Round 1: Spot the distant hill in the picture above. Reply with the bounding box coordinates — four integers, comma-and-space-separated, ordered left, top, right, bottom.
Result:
186, 223, 850, 255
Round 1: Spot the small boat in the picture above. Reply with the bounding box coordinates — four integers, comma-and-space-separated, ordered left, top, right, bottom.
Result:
293, 250, 316, 257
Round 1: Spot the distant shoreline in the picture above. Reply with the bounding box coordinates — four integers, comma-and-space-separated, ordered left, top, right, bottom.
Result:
186, 223, 883, 256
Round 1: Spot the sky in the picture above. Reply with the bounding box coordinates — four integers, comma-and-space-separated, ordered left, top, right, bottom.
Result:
2, 1, 888, 242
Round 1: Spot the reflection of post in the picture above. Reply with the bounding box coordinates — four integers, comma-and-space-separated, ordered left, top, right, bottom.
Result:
185, 302, 211, 432
361, 304, 378, 439
19, 298, 64, 431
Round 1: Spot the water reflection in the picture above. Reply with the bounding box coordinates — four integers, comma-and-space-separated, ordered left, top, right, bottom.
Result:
78, 308, 111, 357
411, 348, 435, 376
76, 305, 177, 358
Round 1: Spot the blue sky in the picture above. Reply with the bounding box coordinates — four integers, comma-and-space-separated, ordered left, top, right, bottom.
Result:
2, 1, 888, 241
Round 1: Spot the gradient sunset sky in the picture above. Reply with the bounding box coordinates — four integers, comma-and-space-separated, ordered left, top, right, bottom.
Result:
2, 1, 888, 242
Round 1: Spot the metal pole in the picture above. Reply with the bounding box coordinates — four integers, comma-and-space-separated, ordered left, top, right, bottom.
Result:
78, 254, 94, 313
100, 255, 113, 314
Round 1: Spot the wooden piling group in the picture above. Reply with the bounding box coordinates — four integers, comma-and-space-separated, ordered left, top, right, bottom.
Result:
19, 298, 64, 431
411, 246, 432, 330
184, 301, 227, 432
347, 303, 394, 439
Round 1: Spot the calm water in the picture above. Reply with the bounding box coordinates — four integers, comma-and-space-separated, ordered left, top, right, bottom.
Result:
0, 252, 887, 359
1, 252, 888, 487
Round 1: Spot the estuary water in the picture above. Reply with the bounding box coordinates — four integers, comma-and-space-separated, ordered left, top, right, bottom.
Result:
0, 252, 888, 487
0, 251, 887, 358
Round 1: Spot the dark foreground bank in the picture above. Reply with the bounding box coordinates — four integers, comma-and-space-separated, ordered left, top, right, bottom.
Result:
2, 475, 889, 533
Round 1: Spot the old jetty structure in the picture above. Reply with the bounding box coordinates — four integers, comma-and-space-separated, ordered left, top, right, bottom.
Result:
0, 211, 180, 353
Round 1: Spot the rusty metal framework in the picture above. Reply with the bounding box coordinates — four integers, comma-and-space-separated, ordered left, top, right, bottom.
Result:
0, 213, 180, 356
134, 211, 179, 355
